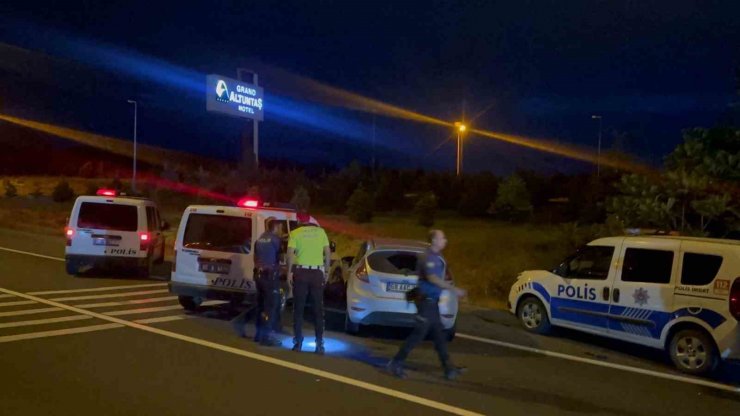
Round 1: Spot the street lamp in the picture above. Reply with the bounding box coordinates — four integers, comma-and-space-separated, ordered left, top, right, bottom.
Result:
591, 115, 603, 178
127, 99, 138, 193
454, 122, 466, 176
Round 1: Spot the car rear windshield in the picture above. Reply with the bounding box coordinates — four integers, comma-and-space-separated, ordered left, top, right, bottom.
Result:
183, 214, 253, 254
367, 251, 420, 275
77, 202, 138, 232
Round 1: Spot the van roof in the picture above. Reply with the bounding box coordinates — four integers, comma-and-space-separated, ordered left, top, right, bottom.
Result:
75, 195, 155, 205
590, 235, 740, 248
185, 205, 298, 217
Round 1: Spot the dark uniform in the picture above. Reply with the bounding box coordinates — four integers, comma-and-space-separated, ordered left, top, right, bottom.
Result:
390, 248, 458, 378
252, 229, 282, 345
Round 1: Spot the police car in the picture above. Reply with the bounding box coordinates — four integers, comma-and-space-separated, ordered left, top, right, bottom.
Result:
65, 189, 168, 278
508, 235, 740, 375
169, 198, 325, 311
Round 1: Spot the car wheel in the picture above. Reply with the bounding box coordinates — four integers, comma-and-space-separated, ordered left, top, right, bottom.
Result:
445, 324, 456, 342
178, 296, 202, 311
517, 296, 551, 334
669, 328, 719, 375
65, 260, 79, 276
345, 313, 360, 335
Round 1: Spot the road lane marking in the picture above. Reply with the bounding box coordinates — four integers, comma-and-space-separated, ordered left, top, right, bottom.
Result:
29, 283, 166, 296
50, 289, 168, 302
76, 296, 178, 308
0, 246, 64, 262
0, 300, 37, 307
0, 307, 61, 317
104, 305, 183, 316
0, 315, 92, 329
0, 323, 122, 343
134, 315, 192, 324
0, 286, 484, 416
0, 294, 15, 299
457, 332, 740, 394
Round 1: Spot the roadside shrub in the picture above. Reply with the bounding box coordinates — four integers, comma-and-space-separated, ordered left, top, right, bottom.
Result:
414, 192, 438, 227
490, 174, 533, 221
3, 180, 17, 198
52, 180, 75, 202
346, 186, 374, 223
290, 186, 311, 211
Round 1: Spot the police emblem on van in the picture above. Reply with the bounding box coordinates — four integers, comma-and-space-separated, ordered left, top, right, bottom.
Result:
632, 287, 650, 306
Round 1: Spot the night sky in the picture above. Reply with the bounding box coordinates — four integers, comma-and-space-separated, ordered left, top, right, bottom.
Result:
1, 0, 738, 174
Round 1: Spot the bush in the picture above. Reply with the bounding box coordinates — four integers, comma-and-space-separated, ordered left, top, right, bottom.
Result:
346, 186, 374, 223
3, 180, 17, 198
490, 174, 533, 221
290, 186, 311, 211
52, 180, 75, 202
414, 192, 438, 227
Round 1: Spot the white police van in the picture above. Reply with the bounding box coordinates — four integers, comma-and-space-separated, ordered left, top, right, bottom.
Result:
509, 235, 740, 375
169, 198, 324, 311
65, 189, 167, 278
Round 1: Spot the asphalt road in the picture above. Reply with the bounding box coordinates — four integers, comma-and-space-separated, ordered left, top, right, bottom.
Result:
0, 228, 738, 416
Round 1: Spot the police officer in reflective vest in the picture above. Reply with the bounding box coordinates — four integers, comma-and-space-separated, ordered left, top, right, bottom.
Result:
388, 229, 466, 380
287, 211, 331, 354
251, 218, 283, 346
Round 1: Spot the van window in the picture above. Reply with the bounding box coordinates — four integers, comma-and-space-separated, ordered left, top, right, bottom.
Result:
622, 248, 674, 284
563, 245, 614, 280
681, 253, 723, 286
77, 202, 138, 232
183, 214, 253, 254
146, 207, 157, 232
367, 251, 420, 275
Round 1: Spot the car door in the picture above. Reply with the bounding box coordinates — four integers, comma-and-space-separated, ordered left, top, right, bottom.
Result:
549, 244, 618, 334
607, 239, 679, 343
146, 206, 163, 257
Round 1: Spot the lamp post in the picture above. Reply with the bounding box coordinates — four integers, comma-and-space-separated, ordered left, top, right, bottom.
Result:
591, 115, 603, 178
454, 122, 466, 176
127, 99, 138, 193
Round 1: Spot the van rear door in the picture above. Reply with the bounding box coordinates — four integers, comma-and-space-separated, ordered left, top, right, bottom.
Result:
72, 200, 141, 257
175, 209, 256, 293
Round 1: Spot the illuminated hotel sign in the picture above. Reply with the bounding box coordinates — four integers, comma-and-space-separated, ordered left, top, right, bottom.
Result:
206, 74, 264, 121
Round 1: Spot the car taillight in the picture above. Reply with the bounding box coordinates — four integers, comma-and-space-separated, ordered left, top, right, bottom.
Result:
356, 262, 369, 283
730, 278, 740, 321
139, 232, 151, 251
65, 227, 74, 246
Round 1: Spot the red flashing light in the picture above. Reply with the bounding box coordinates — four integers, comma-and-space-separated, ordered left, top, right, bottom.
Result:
237, 198, 260, 208
96, 189, 117, 196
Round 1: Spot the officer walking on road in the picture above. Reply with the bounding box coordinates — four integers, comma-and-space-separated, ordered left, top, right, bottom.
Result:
388, 229, 466, 380
287, 211, 331, 355
233, 218, 282, 346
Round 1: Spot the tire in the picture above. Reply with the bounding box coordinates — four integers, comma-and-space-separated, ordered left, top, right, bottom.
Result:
517, 296, 552, 334
445, 324, 457, 342
668, 328, 719, 376
178, 296, 202, 311
65, 260, 79, 276
345, 313, 360, 335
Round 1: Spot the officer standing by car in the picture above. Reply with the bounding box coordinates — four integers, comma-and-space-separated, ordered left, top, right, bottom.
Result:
387, 229, 466, 380
233, 218, 282, 347
287, 211, 331, 355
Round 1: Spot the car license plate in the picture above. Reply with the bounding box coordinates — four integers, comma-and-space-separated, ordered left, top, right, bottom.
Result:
387, 282, 416, 293
199, 262, 230, 274
93, 237, 119, 247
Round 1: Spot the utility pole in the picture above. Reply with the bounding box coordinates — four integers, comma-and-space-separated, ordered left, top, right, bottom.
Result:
238, 68, 259, 169
591, 115, 603, 177
126, 99, 137, 192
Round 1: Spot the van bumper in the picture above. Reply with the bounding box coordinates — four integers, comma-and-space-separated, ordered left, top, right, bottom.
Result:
168, 281, 257, 304
65, 254, 146, 272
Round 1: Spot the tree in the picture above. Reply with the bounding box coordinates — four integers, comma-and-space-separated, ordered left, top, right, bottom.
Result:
414, 192, 438, 227
374, 171, 406, 211
346, 186, 374, 223
457, 173, 498, 217
290, 186, 311, 211
490, 174, 532, 221
3, 180, 17, 198
52, 180, 75, 202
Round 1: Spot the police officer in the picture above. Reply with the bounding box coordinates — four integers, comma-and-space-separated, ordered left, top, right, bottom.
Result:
235, 218, 282, 346
287, 211, 330, 354
387, 229, 466, 380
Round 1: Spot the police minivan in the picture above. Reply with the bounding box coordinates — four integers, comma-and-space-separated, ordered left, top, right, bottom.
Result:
169, 198, 322, 311
65, 189, 167, 277
509, 235, 740, 375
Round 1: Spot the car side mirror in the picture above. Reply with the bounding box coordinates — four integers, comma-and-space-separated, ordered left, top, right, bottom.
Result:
553, 262, 569, 277
160, 220, 170, 231
330, 241, 337, 253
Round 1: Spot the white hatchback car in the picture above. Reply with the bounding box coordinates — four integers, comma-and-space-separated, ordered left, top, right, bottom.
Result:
330, 238, 458, 338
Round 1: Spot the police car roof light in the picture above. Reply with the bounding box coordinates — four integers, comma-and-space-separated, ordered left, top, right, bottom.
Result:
237, 198, 260, 208
96, 189, 118, 197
